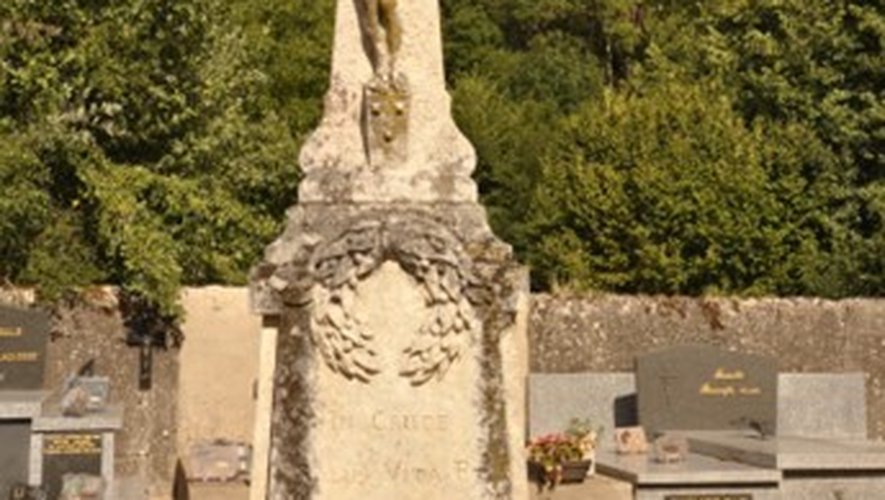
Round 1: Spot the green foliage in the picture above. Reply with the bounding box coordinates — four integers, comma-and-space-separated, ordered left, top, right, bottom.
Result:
1, 0, 882, 310
445, 0, 882, 297
0, 0, 305, 314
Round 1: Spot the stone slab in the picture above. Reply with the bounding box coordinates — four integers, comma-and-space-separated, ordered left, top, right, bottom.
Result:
595, 450, 781, 486
781, 474, 885, 500
0, 305, 50, 390
0, 391, 45, 419
778, 373, 867, 439
634, 487, 781, 500
636, 345, 778, 436
0, 420, 32, 498
686, 432, 885, 470
32, 405, 123, 432
529, 373, 636, 448
304, 263, 512, 499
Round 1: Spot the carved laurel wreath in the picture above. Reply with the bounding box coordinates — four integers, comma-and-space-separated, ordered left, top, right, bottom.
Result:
308, 218, 480, 386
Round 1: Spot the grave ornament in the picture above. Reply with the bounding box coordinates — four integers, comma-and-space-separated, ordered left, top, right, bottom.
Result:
651, 434, 688, 464
614, 426, 649, 455
360, 0, 410, 165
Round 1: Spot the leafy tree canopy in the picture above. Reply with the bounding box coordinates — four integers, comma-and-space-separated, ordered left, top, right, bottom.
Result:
1, 0, 881, 314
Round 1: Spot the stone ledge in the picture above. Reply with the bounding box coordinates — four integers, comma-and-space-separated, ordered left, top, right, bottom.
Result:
32, 405, 123, 432
595, 449, 781, 485
687, 432, 885, 470
0, 390, 45, 419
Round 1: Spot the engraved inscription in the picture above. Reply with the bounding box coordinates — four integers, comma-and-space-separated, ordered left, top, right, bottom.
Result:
324, 410, 449, 433
699, 366, 761, 397
43, 434, 102, 455
0, 351, 39, 363
372, 411, 449, 432
0, 326, 22, 337
328, 459, 476, 486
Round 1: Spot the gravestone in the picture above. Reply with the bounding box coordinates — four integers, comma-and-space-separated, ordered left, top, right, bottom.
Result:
249, 0, 528, 498
636, 345, 777, 436
529, 373, 636, 447
40, 433, 103, 500
0, 305, 49, 391
0, 305, 49, 498
0, 421, 32, 498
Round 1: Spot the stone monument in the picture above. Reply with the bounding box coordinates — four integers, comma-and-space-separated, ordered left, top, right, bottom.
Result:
249, 0, 529, 499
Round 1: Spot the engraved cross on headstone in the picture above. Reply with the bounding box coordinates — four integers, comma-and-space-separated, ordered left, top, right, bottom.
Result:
658, 370, 678, 410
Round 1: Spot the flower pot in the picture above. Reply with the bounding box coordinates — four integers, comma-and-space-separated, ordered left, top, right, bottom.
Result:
528, 459, 593, 486
559, 460, 592, 483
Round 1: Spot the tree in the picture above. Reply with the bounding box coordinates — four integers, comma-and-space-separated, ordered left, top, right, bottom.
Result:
0, 0, 305, 314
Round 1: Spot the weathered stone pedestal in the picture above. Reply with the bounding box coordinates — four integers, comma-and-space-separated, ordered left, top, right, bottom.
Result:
250, 0, 528, 499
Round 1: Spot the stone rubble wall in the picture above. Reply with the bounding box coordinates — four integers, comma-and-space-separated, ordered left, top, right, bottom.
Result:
530, 294, 885, 439
45, 288, 178, 499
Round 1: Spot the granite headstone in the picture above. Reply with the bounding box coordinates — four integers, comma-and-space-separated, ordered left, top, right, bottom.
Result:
636, 345, 777, 436
41, 433, 103, 500
0, 305, 49, 390
529, 373, 636, 447
0, 421, 32, 499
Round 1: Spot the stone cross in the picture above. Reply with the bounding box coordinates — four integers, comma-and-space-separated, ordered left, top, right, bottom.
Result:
249, 0, 529, 499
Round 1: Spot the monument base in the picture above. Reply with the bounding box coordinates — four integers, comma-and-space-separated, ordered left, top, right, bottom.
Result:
251, 202, 528, 500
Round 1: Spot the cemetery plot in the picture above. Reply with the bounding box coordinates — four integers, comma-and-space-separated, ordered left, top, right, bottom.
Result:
636, 345, 777, 436
41, 433, 103, 500
0, 305, 49, 391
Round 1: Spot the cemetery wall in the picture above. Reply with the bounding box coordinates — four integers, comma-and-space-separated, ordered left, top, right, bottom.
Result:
530, 294, 885, 439
45, 289, 178, 499
5, 287, 885, 491
177, 287, 260, 456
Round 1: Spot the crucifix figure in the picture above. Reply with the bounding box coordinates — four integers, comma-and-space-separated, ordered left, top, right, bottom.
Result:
363, 0, 402, 82
359, 0, 410, 165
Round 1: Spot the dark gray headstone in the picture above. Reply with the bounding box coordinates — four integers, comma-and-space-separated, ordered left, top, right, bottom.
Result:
636, 345, 777, 436
0, 305, 50, 391
41, 433, 102, 500
0, 420, 31, 499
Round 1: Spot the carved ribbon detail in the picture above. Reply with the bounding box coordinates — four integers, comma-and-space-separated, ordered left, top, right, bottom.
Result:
308, 218, 480, 385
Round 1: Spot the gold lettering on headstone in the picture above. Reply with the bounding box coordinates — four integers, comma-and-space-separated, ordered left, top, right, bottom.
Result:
714, 368, 745, 381
0, 351, 39, 363
0, 327, 22, 337
699, 367, 761, 397
43, 434, 102, 455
